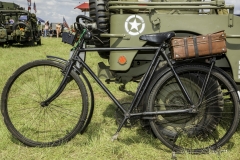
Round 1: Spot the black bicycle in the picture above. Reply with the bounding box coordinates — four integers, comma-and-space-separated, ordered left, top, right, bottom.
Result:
1, 15, 240, 154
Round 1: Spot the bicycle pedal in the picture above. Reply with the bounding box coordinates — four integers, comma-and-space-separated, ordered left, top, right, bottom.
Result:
111, 132, 119, 142
171, 152, 177, 160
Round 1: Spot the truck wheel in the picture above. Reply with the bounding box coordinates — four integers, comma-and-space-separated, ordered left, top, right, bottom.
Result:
89, 0, 110, 59
37, 39, 41, 45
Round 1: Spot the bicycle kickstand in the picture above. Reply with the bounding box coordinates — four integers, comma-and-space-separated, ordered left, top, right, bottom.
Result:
171, 151, 177, 160
111, 117, 129, 141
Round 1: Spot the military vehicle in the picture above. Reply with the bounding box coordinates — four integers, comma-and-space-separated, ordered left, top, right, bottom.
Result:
86, 0, 240, 90
0, 1, 41, 46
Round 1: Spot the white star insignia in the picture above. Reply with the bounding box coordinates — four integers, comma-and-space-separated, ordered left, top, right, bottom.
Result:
129, 19, 141, 31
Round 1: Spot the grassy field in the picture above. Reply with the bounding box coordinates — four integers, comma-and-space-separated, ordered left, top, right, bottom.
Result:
1, 38, 240, 160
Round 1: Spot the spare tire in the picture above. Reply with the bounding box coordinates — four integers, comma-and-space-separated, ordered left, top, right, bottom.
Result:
12, 22, 27, 30
89, 0, 110, 59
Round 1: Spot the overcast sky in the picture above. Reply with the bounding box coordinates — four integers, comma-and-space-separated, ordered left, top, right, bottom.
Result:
9, 0, 240, 26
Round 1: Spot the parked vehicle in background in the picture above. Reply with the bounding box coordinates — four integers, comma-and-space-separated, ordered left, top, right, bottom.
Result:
0, 1, 41, 46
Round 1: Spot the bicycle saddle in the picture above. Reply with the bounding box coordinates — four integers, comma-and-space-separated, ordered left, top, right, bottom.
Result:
139, 32, 175, 44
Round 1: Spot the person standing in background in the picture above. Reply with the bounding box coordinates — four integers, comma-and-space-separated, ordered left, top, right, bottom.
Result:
49, 27, 53, 38
44, 21, 49, 37
56, 23, 61, 38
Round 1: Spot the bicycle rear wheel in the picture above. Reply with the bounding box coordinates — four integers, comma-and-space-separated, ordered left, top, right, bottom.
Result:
147, 64, 240, 153
1, 60, 88, 147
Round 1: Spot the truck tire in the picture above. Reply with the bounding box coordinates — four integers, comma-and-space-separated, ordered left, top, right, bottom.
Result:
89, 0, 110, 59
37, 39, 41, 45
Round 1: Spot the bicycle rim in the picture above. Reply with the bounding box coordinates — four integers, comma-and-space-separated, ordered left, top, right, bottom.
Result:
1, 60, 88, 147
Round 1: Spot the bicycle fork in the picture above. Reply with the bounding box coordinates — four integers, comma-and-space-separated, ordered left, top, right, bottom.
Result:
40, 56, 76, 107
41, 40, 85, 107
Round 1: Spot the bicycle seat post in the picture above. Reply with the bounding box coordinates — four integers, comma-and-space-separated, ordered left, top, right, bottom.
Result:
111, 43, 164, 141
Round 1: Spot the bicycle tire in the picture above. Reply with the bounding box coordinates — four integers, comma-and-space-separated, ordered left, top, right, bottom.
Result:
1, 60, 89, 147
147, 64, 240, 153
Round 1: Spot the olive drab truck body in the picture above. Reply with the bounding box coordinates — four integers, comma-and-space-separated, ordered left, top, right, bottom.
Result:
87, 0, 240, 88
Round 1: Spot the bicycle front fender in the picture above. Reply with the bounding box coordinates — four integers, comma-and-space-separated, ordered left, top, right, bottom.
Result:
46, 55, 68, 64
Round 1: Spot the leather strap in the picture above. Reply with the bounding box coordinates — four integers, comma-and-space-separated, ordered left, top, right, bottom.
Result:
208, 35, 212, 55
184, 38, 189, 58
193, 36, 199, 57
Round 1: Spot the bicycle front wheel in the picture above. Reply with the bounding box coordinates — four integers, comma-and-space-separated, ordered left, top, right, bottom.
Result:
148, 64, 240, 153
1, 60, 88, 147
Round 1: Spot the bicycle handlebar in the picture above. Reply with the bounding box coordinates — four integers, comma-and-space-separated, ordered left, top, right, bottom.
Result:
76, 15, 96, 31
76, 15, 94, 23
74, 15, 106, 43
75, 15, 106, 34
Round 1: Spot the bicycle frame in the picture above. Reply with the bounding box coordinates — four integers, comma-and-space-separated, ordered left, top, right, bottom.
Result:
42, 30, 216, 138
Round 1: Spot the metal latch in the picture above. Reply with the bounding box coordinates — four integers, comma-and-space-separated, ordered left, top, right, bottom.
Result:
152, 18, 160, 25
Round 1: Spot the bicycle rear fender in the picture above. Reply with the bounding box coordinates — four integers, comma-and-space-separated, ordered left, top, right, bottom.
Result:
213, 65, 240, 102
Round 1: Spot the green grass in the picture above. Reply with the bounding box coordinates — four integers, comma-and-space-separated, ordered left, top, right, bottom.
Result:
0, 38, 240, 160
